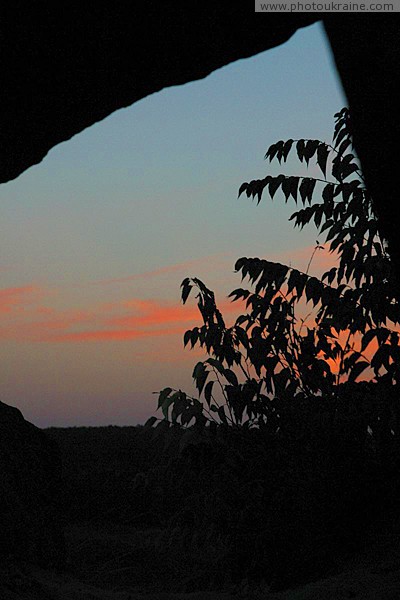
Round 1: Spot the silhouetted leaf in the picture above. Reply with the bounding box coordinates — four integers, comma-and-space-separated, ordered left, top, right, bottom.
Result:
290, 177, 299, 202
334, 127, 348, 149
299, 179, 310, 205
320, 218, 334, 234
287, 269, 299, 294
265, 141, 284, 162
371, 344, 391, 373
181, 278, 192, 304
269, 175, 284, 199
295, 273, 307, 298
305, 277, 321, 305
349, 361, 369, 382
338, 137, 351, 156
234, 257, 247, 273
204, 380, 214, 406
238, 182, 248, 197
234, 325, 249, 349
183, 330, 192, 347
228, 288, 251, 302
144, 416, 157, 428
224, 369, 238, 386
282, 177, 291, 201
299, 178, 316, 205
157, 387, 172, 410
296, 139, 305, 161
161, 393, 177, 419
342, 162, 359, 180
376, 328, 391, 345
190, 328, 199, 348
322, 183, 334, 204
317, 143, 329, 177
314, 205, 324, 229
361, 329, 377, 352
218, 405, 227, 424
282, 139, 293, 161
304, 139, 319, 164
192, 362, 209, 395
322, 267, 337, 285
206, 357, 225, 373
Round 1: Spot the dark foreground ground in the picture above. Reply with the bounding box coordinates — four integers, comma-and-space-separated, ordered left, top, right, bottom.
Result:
2, 420, 400, 599
2, 520, 400, 599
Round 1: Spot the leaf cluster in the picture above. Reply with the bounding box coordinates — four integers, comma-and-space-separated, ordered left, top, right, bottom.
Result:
155, 108, 400, 430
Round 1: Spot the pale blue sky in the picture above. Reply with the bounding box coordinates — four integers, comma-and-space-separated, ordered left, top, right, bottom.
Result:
0, 22, 346, 427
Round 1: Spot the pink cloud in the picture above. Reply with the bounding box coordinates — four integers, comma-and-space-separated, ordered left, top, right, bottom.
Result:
0, 285, 42, 313
108, 298, 239, 329
0, 306, 96, 342
0, 248, 336, 346
41, 326, 185, 343
0, 281, 244, 344
38, 297, 242, 343
34, 306, 56, 316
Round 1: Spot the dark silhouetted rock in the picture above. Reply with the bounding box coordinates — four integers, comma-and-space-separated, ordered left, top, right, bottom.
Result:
0, 401, 64, 567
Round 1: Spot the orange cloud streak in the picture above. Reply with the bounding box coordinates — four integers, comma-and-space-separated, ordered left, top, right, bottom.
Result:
41, 326, 186, 343
0, 285, 41, 313
39, 297, 244, 343
0, 284, 245, 344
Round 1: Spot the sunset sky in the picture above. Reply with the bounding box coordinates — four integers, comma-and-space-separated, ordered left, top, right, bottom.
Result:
0, 22, 346, 427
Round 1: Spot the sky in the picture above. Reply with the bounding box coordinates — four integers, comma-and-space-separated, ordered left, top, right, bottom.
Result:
0, 22, 346, 428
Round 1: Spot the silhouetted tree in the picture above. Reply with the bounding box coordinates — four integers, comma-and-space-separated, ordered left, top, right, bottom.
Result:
154, 108, 400, 433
